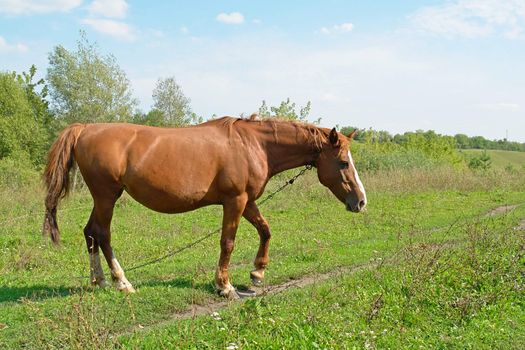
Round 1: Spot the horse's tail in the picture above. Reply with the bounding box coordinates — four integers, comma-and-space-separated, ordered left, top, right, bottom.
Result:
43, 123, 86, 245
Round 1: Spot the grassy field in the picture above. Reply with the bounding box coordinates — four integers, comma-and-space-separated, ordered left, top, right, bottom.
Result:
0, 167, 524, 349
461, 149, 525, 169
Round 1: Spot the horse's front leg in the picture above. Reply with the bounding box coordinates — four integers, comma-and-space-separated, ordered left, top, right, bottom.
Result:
215, 194, 248, 298
242, 201, 271, 286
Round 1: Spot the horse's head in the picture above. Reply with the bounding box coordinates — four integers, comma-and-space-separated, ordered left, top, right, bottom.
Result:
316, 128, 367, 213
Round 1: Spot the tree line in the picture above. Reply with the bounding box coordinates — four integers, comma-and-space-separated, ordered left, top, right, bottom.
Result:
340, 127, 525, 152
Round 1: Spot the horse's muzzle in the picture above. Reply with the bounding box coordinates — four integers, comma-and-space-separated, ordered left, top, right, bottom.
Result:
346, 199, 366, 213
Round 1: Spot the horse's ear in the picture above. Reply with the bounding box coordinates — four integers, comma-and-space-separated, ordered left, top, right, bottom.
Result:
329, 128, 340, 147
347, 130, 357, 140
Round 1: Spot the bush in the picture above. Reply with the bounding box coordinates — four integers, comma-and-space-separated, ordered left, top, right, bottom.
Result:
0, 151, 39, 188
352, 143, 438, 171
467, 151, 492, 170
0, 71, 49, 166
349, 129, 464, 173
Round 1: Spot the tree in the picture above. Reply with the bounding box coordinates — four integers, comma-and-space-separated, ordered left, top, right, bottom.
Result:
16, 65, 53, 130
454, 134, 470, 149
258, 98, 319, 124
152, 77, 200, 126
0, 70, 48, 165
340, 126, 366, 141
47, 32, 137, 125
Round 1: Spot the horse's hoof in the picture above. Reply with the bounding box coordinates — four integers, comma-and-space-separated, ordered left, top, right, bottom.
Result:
99, 280, 110, 288
217, 285, 238, 299
250, 270, 265, 286
119, 285, 136, 293
91, 279, 109, 288
116, 281, 136, 293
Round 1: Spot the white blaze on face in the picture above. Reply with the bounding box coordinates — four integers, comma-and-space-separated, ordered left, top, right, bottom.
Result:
348, 151, 367, 206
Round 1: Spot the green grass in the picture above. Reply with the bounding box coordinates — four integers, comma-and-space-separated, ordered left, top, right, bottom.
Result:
462, 149, 525, 169
0, 168, 524, 349
121, 208, 525, 349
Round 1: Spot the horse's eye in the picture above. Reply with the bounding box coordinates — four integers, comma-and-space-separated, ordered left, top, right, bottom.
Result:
339, 161, 349, 169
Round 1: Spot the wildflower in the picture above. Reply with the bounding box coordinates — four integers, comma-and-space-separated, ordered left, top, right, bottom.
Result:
226, 342, 238, 350
211, 311, 222, 321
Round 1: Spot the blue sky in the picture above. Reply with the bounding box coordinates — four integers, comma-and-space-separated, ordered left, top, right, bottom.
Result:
1, 0, 524, 141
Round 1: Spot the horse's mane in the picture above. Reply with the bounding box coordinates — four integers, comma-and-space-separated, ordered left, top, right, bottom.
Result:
204, 115, 328, 151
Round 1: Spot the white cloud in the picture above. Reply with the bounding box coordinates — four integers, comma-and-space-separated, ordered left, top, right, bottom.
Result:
320, 22, 354, 35
216, 12, 244, 25
410, 0, 525, 38
87, 0, 128, 19
0, 36, 28, 52
0, 0, 81, 15
81, 18, 135, 41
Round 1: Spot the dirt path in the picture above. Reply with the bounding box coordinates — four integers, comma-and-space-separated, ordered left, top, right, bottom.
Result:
485, 204, 520, 217
119, 202, 524, 337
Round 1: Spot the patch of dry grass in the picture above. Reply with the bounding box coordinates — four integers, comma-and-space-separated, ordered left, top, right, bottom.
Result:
362, 167, 525, 193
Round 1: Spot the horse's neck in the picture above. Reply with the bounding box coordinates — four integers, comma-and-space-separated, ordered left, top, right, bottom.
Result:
258, 122, 323, 177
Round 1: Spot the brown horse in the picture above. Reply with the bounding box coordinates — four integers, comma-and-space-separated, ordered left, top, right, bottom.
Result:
43, 116, 366, 298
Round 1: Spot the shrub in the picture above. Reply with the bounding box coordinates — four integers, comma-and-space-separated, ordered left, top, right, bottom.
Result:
0, 151, 39, 188
0, 71, 49, 166
467, 151, 492, 170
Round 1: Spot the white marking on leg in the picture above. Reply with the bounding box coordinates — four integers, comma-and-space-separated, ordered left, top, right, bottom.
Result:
215, 267, 238, 298
348, 151, 367, 206
111, 253, 135, 292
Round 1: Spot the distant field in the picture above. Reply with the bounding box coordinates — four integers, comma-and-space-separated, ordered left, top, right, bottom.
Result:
461, 149, 525, 168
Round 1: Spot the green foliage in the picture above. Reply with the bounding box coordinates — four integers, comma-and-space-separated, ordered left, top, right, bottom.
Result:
461, 149, 525, 170
149, 77, 200, 126
341, 126, 525, 153
352, 129, 463, 171
456, 133, 524, 152
259, 98, 320, 124
47, 31, 137, 124
467, 150, 492, 170
15, 65, 53, 132
0, 70, 49, 165
132, 108, 165, 126
339, 126, 366, 141
0, 151, 39, 188
353, 143, 439, 172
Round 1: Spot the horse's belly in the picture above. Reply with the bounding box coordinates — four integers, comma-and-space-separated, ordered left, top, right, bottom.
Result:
124, 184, 216, 213
121, 170, 218, 214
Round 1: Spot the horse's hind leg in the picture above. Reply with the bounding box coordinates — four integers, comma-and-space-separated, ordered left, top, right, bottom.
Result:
91, 191, 135, 293
84, 208, 108, 288
242, 202, 271, 286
